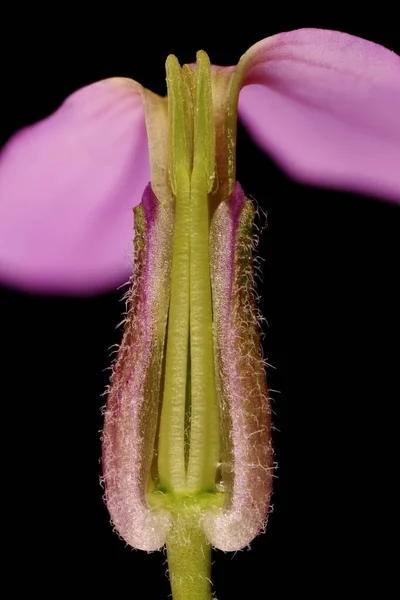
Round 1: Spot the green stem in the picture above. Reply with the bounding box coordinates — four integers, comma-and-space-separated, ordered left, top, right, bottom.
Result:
166, 508, 213, 600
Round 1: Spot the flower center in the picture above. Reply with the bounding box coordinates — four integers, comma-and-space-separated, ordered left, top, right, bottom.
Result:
157, 52, 220, 496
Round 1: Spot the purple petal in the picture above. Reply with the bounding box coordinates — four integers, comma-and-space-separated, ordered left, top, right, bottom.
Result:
0, 78, 150, 294
238, 29, 400, 203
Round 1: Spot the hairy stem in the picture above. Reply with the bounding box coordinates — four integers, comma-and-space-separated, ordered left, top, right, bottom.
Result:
166, 507, 213, 600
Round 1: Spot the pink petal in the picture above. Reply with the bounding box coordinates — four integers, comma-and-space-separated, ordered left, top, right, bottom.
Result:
0, 78, 150, 294
238, 29, 400, 203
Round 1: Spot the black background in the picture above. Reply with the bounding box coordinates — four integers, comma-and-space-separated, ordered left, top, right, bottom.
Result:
1, 8, 399, 598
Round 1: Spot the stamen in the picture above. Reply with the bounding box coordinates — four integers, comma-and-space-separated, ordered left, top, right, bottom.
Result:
157, 51, 219, 495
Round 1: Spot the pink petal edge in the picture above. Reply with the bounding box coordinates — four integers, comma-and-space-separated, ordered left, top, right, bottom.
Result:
238, 28, 400, 204
0, 78, 150, 294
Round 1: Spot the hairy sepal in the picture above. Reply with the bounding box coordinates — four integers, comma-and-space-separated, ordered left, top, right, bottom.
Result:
203, 181, 273, 551
102, 184, 173, 551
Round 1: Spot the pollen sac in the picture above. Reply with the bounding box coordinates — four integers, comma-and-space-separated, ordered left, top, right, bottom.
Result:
202, 181, 273, 551
102, 183, 173, 551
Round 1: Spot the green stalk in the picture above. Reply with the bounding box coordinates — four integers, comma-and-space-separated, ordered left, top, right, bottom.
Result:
166, 507, 213, 600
